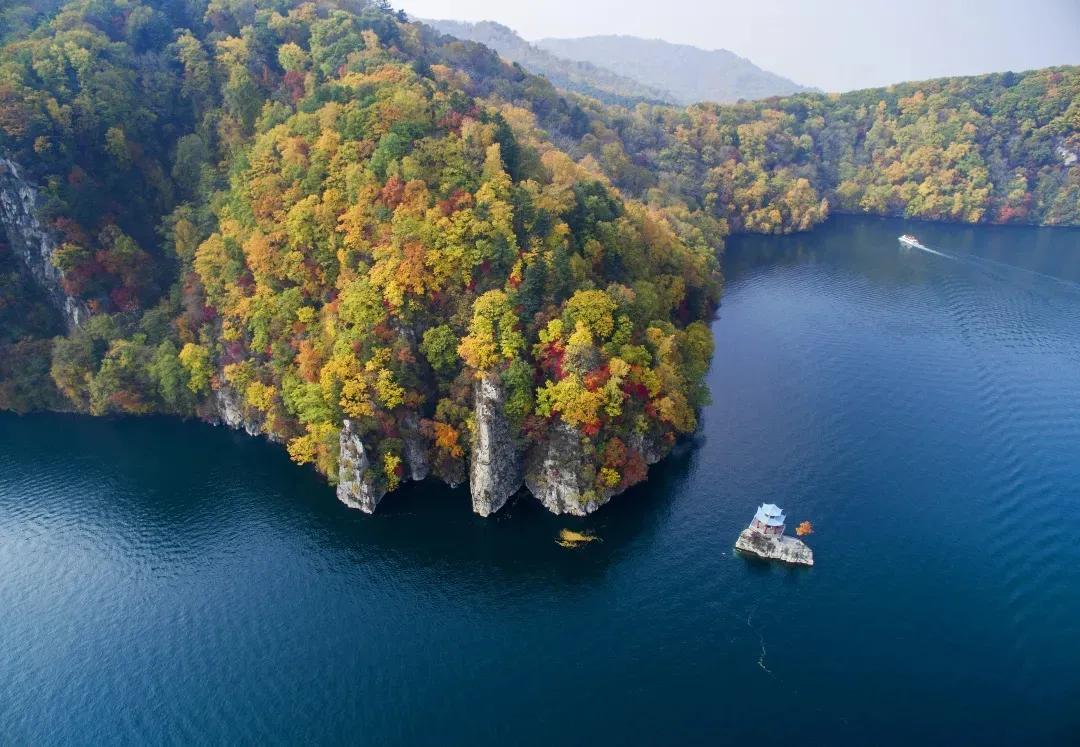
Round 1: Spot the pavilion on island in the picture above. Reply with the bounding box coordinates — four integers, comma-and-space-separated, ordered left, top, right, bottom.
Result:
749, 503, 785, 537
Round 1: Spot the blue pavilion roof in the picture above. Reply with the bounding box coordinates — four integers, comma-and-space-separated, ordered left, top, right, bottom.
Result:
754, 504, 786, 526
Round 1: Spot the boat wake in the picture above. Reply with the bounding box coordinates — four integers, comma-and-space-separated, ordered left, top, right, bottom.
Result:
900, 235, 1080, 292
904, 240, 953, 260
961, 253, 1080, 293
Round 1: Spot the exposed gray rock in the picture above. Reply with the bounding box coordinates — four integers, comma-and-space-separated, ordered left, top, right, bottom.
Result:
400, 412, 431, 482
734, 528, 814, 566
525, 426, 671, 516
334, 415, 433, 514
337, 419, 386, 513
469, 372, 523, 516
525, 422, 614, 516
629, 431, 665, 466
0, 156, 88, 329
212, 384, 261, 437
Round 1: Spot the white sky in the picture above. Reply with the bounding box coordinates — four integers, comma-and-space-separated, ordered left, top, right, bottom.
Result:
400, 0, 1080, 92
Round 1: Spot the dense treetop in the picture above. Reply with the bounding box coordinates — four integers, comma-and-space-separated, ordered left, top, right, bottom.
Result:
576, 67, 1080, 233
0, 0, 716, 501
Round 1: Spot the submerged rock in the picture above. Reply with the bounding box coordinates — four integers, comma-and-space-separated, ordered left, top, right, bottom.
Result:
337, 419, 385, 513
469, 372, 523, 516
734, 528, 814, 566
0, 157, 88, 329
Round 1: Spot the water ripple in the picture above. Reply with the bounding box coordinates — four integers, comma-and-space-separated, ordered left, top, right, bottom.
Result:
3, 218, 1080, 744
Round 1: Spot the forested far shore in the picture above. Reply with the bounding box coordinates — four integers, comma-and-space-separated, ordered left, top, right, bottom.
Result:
576, 66, 1080, 234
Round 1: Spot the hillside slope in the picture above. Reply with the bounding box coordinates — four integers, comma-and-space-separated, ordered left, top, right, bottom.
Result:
536, 34, 810, 104
0, 0, 717, 517
575, 67, 1080, 233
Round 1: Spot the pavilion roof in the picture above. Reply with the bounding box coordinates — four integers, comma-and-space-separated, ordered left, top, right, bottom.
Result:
754, 504, 786, 526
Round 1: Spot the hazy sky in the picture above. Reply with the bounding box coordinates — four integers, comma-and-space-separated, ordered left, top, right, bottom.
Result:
401, 0, 1080, 92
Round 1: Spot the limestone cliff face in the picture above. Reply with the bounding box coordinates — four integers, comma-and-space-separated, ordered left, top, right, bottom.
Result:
212, 384, 263, 438
526, 424, 669, 516
525, 422, 614, 516
205, 358, 670, 519
469, 372, 523, 516
629, 431, 665, 467
335, 415, 434, 513
0, 157, 88, 329
400, 412, 431, 483
337, 419, 385, 513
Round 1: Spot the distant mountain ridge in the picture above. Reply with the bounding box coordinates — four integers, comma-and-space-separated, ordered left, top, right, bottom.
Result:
536, 34, 811, 104
423, 19, 675, 106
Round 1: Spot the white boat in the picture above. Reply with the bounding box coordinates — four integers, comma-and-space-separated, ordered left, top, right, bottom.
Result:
898, 234, 920, 248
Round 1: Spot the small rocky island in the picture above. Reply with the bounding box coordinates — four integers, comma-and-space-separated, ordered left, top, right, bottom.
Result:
734, 504, 814, 566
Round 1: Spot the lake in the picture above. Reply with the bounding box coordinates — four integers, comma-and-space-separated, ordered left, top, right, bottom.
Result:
2, 216, 1079, 745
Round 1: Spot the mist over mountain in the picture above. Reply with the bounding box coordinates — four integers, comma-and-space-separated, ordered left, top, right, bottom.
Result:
423, 19, 675, 106
425, 19, 810, 105
536, 34, 811, 104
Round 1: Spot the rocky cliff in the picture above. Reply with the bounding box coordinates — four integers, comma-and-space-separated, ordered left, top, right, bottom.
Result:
211, 383, 264, 438
525, 422, 614, 516
734, 528, 814, 566
330, 390, 674, 518
336, 419, 385, 513
207, 368, 672, 518
334, 415, 434, 513
469, 373, 524, 516
400, 412, 431, 483
0, 157, 87, 329
525, 424, 669, 516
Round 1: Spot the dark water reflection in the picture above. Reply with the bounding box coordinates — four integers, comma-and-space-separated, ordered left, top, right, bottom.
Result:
2, 216, 1080, 745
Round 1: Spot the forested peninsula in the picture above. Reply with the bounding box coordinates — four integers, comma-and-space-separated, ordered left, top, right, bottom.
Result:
1, 0, 1077, 515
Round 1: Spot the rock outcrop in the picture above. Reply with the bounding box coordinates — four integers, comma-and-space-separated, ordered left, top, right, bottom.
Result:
336, 419, 385, 513
400, 412, 431, 483
212, 384, 262, 437
734, 529, 814, 566
469, 372, 523, 516
0, 157, 88, 329
211, 367, 671, 519
629, 431, 665, 467
525, 422, 615, 516
334, 415, 436, 513
525, 425, 669, 516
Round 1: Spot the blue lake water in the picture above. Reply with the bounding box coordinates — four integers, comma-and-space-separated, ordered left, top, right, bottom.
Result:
2, 216, 1079, 744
